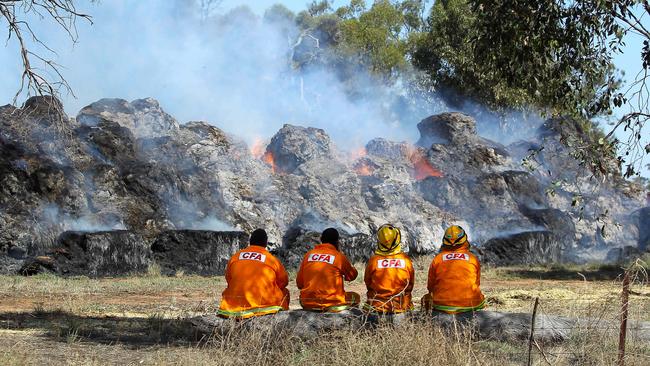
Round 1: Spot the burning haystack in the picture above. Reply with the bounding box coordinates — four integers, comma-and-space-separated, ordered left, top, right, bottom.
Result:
0, 96, 647, 275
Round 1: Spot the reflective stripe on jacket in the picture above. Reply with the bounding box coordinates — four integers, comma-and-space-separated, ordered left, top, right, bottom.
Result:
218, 245, 289, 318
364, 252, 414, 313
432, 299, 486, 313
296, 243, 358, 310
427, 243, 485, 314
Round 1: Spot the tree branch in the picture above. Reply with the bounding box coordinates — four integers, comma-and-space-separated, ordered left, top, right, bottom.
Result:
0, 0, 92, 103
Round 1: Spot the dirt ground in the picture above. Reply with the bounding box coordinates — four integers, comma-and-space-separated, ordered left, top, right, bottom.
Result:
0, 262, 648, 365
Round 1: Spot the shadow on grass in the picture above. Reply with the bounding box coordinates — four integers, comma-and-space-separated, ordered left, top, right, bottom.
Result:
501, 265, 626, 281
0, 310, 205, 347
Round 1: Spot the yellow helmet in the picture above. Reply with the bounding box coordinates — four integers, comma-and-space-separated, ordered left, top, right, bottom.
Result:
377, 224, 401, 253
443, 225, 468, 247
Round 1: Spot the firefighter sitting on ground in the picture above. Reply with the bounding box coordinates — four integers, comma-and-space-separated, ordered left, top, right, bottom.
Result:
364, 224, 415, 314
296, 228, 360, 312
421, 225, 485, 313
218, 229, 290, 319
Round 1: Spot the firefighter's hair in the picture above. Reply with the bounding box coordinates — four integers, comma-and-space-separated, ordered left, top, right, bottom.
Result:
320, 228, 340, 246
250, 228, 268, 247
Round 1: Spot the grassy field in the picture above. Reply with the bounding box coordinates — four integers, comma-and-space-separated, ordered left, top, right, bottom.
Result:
0, 259, 648, 365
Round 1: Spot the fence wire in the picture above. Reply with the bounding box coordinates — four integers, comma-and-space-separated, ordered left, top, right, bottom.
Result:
507, 265, 650, 365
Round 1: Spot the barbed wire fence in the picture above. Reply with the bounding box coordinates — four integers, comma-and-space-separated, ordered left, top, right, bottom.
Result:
519, 260, 650, 366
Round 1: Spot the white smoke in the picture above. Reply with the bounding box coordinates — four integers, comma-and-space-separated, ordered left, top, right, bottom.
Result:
40, 204, 126, 232
0, 2, 425, 149
460, 101, 546, 145
191, 216, 237, 231
0, 1, 551, 155
167, 197, 236, 231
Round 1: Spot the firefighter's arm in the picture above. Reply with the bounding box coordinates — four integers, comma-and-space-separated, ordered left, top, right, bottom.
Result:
342, 255, 358, 281
427, 260, 436, 293
364, 260, 374, 289
225, 256, 235, 284
296, 266, 304, 289
276, 261, 289, 289
475, 258, 481, 287
406, 259, 415, 292
296, 257, 306, 289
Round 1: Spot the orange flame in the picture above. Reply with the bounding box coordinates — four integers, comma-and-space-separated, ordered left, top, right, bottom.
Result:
407, 146, 443, 180
262, 151, 277, 173
250, 137, 266, 159
349, 147, 367, 161
354, 160, 374, 176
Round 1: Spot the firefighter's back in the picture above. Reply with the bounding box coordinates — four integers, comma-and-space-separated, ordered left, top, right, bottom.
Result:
430, 249, 483, 308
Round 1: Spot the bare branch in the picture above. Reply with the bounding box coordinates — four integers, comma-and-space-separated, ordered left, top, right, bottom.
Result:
605, 112, 650, 140
199, 0, 222, 21
0, 0, 92, 103
608, 3, 650, 176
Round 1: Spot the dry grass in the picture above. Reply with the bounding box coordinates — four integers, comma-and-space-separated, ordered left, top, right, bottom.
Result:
2, 316, 646, 365
183, 321, 517, 366
0, 273, 224, 318
0, 263, 648, 365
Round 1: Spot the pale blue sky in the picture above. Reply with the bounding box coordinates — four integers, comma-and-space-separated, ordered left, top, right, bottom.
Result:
221, 0, 307, 12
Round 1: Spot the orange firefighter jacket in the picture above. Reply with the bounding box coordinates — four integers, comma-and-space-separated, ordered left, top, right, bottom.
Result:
427, 243, 485, 313
218, 245, 290, 318
296, 243, 358, 311
364, 252, 415, 313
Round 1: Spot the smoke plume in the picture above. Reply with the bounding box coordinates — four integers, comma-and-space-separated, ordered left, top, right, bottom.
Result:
0, 1, 542, 151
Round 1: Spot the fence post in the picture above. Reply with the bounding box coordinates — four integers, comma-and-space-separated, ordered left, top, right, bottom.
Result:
618, 271, 630, 366
527, 297, 540, 366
